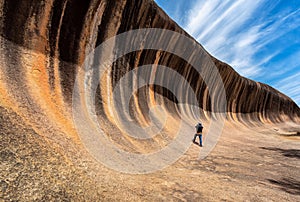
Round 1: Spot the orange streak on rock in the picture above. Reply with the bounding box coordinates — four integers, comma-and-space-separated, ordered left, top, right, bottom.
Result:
25, 51, 79, 142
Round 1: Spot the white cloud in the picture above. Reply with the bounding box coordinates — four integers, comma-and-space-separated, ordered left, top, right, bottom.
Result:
274, 72, 300, 105
274, 72, 300, 87
184, 0, 266, 77
183, 0, 300, 79
181, 0, 300, 104
264, 50, 300, 78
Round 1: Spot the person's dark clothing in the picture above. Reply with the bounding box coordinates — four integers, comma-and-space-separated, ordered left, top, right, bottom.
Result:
195, 123, 203, 133
194, 123, 203, 146
193, 134, 202, 146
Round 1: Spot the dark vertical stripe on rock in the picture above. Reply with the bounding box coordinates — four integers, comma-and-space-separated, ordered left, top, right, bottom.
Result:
58, 0, 91, 103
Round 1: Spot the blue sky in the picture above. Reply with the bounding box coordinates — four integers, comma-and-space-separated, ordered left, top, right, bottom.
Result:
155, 0, 300, 106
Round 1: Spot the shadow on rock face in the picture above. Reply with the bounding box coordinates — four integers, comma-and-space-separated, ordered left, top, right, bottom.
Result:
267, 178, 300, 195
260, 147, 300, 159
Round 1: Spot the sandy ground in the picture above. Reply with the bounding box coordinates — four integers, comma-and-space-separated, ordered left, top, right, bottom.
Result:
1, 105, 300, 201
95, 121, 300, 201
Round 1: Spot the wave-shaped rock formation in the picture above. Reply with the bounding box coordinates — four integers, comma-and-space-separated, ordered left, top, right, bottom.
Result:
1, 0, 300, 200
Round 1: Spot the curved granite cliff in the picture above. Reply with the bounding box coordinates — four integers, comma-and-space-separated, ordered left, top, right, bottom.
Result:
0, 0, 300, 200
0, 0, 299, 126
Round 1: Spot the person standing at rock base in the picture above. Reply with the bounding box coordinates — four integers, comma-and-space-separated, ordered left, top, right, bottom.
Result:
193, 122, 203, 147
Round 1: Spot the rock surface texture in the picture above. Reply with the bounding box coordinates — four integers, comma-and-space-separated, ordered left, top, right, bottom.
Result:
0, 0, 300, 201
